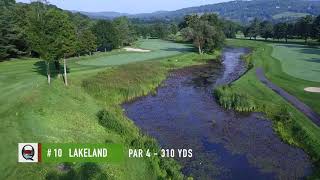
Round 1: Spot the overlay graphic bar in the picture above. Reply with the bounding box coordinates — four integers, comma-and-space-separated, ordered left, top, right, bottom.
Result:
18, 143, 124, 163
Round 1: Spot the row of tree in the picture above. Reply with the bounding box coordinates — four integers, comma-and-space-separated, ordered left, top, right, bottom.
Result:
244, 15, 320, 43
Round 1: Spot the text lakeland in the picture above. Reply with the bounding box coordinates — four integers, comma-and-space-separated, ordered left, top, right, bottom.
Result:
69, 148, 108, 158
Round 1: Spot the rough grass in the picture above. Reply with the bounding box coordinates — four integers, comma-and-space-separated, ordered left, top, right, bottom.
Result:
0, 39, 218, 179
271, 43, 320, 82
220, 39, 320, 177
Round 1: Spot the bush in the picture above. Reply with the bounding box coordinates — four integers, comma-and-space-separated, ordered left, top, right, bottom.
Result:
241, 54, 254, 69
273, 106, 292, 124
45, 163, 114, 180
158, 158, 183, 180
214, 86, 256, 112
96, 110, 126, 135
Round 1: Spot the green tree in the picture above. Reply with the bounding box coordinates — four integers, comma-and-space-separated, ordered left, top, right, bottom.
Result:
70, 13, 96, 55
249, 18, 260, 40
287, 23, 295, 39
47, 10, 77, 86
26, 2, 77, 85
92, 20, 120, 51
76, 29, 97, 55
273, 23, 288, 42
222, 20, 239, 38
243, 27, 252, 39
181, 14, 225, 54
260, 21, 273, 40
169, 23, 179, 35
150, 23, 169, 39
296, 15, 314, 43
43, 9, 77, 86
26, 0, 53, 84
113, 17, 136, 46
312, 15, 320, 42
201, 13, 222, 27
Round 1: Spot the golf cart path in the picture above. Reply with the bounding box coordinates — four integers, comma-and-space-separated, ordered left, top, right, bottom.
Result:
256, 68, 320, 126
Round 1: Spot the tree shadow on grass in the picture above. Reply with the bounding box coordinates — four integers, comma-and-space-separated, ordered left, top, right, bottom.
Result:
298, 48, 320, 56
305, 58, 320, 63
273, 44, 320, 56
33, 61, 70, 78
161, 47, 196, 53
45, 162, 111, 180
242, 38, 320, 47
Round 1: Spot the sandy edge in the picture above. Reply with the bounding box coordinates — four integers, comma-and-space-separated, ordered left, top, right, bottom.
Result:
304, 87, 320, 93
124, 47, 151, 52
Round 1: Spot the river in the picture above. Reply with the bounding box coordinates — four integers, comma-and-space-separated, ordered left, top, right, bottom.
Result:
123, 48, 312, 180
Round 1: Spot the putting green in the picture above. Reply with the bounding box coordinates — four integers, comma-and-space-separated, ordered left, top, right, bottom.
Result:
77, 39, 194, 66
271, 43, 320, 82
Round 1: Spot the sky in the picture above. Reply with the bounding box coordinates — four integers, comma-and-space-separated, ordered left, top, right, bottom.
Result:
16, 0, 231, 14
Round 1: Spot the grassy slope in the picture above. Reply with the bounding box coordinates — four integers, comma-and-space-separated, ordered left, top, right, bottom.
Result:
0, 39, 218, 179
271, 43, 320, 82
223, 39, 320, 176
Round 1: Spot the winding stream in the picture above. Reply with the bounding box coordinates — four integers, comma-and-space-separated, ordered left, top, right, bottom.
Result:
123, 48, 312, 179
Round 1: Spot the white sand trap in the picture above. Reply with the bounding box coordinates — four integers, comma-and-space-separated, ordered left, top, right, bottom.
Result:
304, 87, 320, 93
124, 47, 151, 52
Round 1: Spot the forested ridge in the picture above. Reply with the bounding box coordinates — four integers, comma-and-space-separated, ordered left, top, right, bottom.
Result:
78, 0, 320, 24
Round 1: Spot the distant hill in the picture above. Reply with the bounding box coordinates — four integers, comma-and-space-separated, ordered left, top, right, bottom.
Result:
71, 11, 129, 19
76, 0, 320, 24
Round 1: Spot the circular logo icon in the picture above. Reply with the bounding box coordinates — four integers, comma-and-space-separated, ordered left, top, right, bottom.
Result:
22, 145, 35, 161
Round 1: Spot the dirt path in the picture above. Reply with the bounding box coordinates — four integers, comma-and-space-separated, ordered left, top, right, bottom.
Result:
256, 68, 320, 126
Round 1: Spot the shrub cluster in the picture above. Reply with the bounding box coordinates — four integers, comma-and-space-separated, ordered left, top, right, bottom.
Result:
241, 54, 254, 70
97, 110, 127, 135
273, 106, 292, 124
214, 86, 256, 112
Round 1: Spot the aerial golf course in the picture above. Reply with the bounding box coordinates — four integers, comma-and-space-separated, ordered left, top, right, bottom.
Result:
1, 38, 320, 179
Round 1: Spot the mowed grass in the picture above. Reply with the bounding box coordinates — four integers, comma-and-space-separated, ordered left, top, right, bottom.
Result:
0, 39, 218, 179
272, 12, 310, 20
77, 39, 194, 66
223, 39, 320, 177
271, 43, 320, 82
0, 56, 151, 180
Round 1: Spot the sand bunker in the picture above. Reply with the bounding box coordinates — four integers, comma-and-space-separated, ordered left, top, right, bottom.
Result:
304, 87, 320, 93
124, 47, 151, 52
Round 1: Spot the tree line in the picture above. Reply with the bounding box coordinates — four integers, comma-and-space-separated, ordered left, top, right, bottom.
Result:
243, 15, 320, 43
